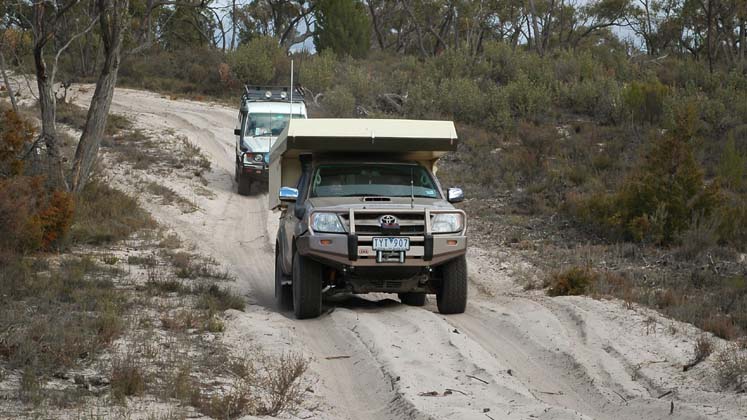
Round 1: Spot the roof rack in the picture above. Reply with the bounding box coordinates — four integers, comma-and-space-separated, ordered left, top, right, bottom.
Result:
243, 85, 305, 103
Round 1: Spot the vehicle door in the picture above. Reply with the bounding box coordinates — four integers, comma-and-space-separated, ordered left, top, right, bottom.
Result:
279, 168, 310, 274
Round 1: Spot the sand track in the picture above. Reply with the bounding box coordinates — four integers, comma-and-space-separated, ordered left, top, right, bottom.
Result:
71, 87, 745, 420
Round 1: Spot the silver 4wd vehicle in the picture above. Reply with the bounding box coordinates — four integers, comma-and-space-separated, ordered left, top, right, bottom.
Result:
234, 86, 307, 195
269, 119, 467, 319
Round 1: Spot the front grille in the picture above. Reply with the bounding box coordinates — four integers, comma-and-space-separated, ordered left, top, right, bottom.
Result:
340, 212, 425, 236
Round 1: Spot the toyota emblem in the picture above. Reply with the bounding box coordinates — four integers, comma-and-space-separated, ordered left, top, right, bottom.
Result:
379, 215, 398, 226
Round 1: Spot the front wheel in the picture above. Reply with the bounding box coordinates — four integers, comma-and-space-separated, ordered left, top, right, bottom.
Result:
436, 255, 468, 314
292, 251, 323, 319
237, 172, 252, 196
275, 247, 292, 310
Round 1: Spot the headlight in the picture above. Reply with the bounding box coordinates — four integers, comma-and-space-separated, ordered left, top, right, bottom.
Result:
311, 212, 345, 233
431, 213, 464, 233
243, 153, 265, 164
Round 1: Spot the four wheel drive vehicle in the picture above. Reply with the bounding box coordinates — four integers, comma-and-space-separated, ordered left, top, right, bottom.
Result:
269, 119, 468, 319
234, 86, 308, 195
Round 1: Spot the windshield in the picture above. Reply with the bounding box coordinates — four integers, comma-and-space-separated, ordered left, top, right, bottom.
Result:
244, 113, 304, 137
309, 164, 441, 198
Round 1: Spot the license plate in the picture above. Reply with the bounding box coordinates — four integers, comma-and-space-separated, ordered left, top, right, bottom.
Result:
372, 237, 410, 251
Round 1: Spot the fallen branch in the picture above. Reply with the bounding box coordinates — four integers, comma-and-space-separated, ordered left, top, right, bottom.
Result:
445, 388, 467, 396
467, 374, 489, 384
612, 390, 627, 402
658, 390, 673, 399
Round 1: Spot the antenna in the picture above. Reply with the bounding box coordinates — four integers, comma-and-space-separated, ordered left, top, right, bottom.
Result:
289, 60, 294, 118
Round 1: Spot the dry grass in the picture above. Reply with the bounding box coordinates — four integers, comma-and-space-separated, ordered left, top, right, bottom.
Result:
546, 266, 596, 296
714, 343, 747, 391
56, 101, 131, 135
70, 178, 156, 245
158, 232, 182, 249
0, 256, 127, 375
109, 130, 164, 170
684, 335, 713, 371
144, 181, 196, 212
180, 137, 211, 174
194, 283, 245, 312
160, 309, 224, 333
111, 353, 147, 403
169, 251, 232, 281
191, 352, 309, 418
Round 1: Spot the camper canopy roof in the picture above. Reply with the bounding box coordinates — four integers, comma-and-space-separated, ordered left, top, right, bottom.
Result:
270, 119, 458, 161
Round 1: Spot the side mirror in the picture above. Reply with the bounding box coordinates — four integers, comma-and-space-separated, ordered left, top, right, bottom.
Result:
447, 187, 464, 203
279, 187, 298, 203
234, 128, 242, 136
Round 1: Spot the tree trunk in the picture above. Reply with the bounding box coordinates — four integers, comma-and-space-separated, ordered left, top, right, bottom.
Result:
739, 20, 745, 71
528, 0, 544, 55
0, 50, 18, 114
230, 0, 237, 50
368, 1, 386, 50
70, 0, 128, 192
34, 40, 67, 190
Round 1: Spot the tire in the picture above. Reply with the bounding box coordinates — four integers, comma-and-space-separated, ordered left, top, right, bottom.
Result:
398, 292, 426, 306
292, 250, 323, 319
275, 247, 292, 310
436, 255, 468, 314
237, 172, 252, 196
234, 161, 239, 182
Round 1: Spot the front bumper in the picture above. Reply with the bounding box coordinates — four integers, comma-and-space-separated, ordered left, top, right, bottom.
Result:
297, 232, 466, 268
241, 163, 268, 180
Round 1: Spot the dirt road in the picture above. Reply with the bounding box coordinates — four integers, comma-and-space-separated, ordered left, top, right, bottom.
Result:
73, 88, 745, 420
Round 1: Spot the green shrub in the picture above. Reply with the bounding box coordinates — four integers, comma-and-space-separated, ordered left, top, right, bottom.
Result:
566, 78, 622, 123
427, 48, 484, 81
717, 196, 747, 250
301, 51, 336, 93
437, 78, 485, 124
229, 37, 282, 85
622, 80, 668, 125
617, 132, 720, 243
321, 85, 356, 117
505, 71, 551, 121
338, 59, 375, 102
313, 0, 371, 58
568, 126, 720, 244
719, 136, 746, 191
484, 85, 512, 131
481, 41, 517, 84
403, 77, 439, 120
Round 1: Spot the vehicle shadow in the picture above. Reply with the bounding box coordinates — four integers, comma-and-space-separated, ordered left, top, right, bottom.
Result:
272, 293, 406, 321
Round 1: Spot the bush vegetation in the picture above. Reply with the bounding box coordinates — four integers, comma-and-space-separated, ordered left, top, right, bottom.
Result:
40, 10, 747, 346
554, 265, 747, 340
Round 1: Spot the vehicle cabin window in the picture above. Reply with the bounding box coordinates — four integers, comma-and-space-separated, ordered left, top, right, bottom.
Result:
244, 113, 304, 137
310, 164, 440, 199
